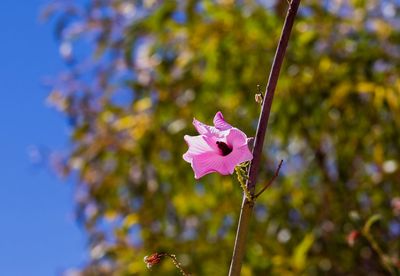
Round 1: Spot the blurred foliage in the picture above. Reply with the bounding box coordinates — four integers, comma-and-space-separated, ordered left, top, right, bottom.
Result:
44, 0, 400, 275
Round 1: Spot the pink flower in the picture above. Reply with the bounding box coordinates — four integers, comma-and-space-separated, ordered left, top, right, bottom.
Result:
183, 111, 253, 179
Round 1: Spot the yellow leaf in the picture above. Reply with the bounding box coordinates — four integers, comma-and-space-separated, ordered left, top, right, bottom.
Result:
104, 210, 118, 222
134, 97, 152, 112
356, 82, 375, 93
319, 57, 331, 72
123, 213, 139, 227
114, 115, 136, 131
292, 233, 315, 272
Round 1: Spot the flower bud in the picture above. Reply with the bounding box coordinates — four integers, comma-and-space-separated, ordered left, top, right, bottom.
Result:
144, 253, 163, 269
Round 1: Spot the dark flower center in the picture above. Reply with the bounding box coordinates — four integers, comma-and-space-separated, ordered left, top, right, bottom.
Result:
216, 141, 233, 156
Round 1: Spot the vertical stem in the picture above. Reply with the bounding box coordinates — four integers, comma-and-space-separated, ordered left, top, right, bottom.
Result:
228, 1, 301, 275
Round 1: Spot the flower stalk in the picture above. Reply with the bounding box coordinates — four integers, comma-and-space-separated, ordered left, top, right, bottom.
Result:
228, 1, 301, 275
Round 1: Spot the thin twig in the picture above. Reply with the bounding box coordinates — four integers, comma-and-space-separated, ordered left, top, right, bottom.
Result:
254, 160, 283, 199
362, 232, 396, 275
144, 252, 191, 276
228, 1, 301, 275
165, 253, 191, 276
361, 217, 397, 275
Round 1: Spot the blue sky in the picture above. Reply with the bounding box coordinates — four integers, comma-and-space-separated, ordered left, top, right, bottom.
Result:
0, 0, 86, 275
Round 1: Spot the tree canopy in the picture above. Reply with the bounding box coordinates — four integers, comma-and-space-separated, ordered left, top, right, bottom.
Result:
45, 0, 400, 274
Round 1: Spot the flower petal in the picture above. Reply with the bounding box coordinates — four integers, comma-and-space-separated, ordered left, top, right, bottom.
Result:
183, 135, 213, 162
191, 151, 230, 179
202, 134, 221, 152
222, 144, 253, 170
226, 128, 248, 148
213, 111, 232, 130
193, 118, 219, 136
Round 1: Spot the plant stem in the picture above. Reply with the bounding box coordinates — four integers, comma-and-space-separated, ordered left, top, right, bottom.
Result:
362, 232, 396, 275
228, 1, 301, 275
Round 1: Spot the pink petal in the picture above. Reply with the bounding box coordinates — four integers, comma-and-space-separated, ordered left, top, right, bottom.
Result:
190, 144, 253, 179
193, 118, 218, 136
222, 144, 253, 170
226, 128, 248, 148
191, 151, 231, 179
183, 135, 213, 162
213, 111, 232, 130
202, 134, 221, 152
